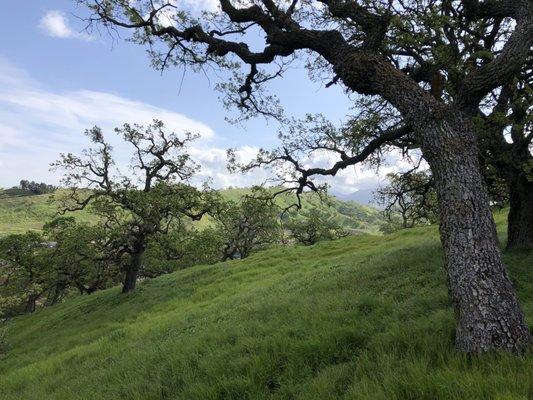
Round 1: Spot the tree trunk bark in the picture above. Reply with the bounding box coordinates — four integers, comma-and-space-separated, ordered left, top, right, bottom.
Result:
507, 171, 533, 249
122, 241, 146, 294
332, 49, 529, 352
122, 266, 138, 293
24, 293, 39, 313
421, 113, 529, 353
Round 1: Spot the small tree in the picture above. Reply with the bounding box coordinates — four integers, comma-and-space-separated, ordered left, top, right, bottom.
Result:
211, 188, 281, 261
286, 208, 348, 246
43, 217, 120, 296
375, 171, 438, 232
0, 232, 52, 315
52, 120, 214, 293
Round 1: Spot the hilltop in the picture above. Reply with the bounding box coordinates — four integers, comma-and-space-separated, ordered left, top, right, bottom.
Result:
0, 188, 383, 236
0, 210, 531, 399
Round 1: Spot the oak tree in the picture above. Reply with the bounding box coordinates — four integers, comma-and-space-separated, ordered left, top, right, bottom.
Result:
53, 120, 214, 293
43, 217, 120, 296
0, 232, 52, 315
286, 208, 349, 245
82, 0, 532, 352
375, 170, 438, 231
210, 188, 282, 260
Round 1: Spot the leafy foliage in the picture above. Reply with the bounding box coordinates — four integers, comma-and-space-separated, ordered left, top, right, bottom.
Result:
211, 187, 282, 260
17, 180, 57, 195
285, 208, 349, 246
375, 171, 438, 233
43, 217, 120, 296
2, 181, 57, 197
143, 227, 224, 277
0, 232, 53, 317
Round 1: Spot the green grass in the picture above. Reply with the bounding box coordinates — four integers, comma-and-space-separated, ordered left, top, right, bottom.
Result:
0, 191, 94, 236
1, 210, 531, 399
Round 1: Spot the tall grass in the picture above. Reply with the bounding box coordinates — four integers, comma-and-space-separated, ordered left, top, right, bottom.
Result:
0, 210, 531, 399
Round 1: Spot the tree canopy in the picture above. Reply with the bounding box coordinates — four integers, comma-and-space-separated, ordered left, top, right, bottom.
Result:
52, 120, 216, 293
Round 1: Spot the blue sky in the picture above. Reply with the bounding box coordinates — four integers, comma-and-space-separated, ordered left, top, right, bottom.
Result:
0, 1, 403, 196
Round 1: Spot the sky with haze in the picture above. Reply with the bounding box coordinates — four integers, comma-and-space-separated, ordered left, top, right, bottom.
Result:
0, 0, 410, 200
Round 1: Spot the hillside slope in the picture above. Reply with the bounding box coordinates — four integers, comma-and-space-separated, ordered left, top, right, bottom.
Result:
0, 188, 382, 236
0, 191, 94, 236
216, 188, 383, 233
0, 212, 531, 400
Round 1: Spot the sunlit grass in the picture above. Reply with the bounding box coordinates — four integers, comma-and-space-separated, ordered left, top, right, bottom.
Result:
0, 191, 94, 236
0, 209, 531, 399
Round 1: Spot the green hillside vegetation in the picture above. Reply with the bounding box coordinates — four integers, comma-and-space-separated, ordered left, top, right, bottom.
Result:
0, 190, 95, 236
197, 187, 382, 234
0, 188, 382, 237
1, 210, 531, 400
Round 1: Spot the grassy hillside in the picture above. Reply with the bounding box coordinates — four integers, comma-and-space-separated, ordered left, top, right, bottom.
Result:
0, 188, 382, 237
1, 211, 531, 400
213, 188, 383, 234
0, 192, 47, 235
0, 190, 95, 236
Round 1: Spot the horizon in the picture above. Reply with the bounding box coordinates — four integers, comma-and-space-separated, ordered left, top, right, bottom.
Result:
0, 1, 413, 198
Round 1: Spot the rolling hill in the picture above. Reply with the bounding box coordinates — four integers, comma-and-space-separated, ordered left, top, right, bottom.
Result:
0, 210, 531, 400
0, 188, 383, 237
0, 190, 95, 236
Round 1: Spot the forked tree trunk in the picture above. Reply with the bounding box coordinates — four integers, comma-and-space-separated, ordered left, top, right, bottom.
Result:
421, 113, 529, 353
122, 241, 146, 294
507, 171, 533, 250
24, 293, 39, 314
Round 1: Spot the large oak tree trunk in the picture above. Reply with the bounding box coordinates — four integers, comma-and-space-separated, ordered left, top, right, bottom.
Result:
422, 113, 529, 353
507, 170, 533, 250
334, 53, 530, 352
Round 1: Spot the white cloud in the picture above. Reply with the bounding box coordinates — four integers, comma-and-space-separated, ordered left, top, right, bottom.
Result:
188, 145, 271, 189
0, 59, 229, 188
39, 10, 93, 41
0, 89, 215, 142
0, 57, 409, 198
173, 0, 219, 12
0, 58, 282, 191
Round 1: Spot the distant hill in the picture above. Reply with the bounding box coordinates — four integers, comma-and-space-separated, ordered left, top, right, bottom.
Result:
331, 188, 379, 207
0, 188, 383, 236
1, 210, 530, 399
216, 187, 383, 234
0, 190, 95, 236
